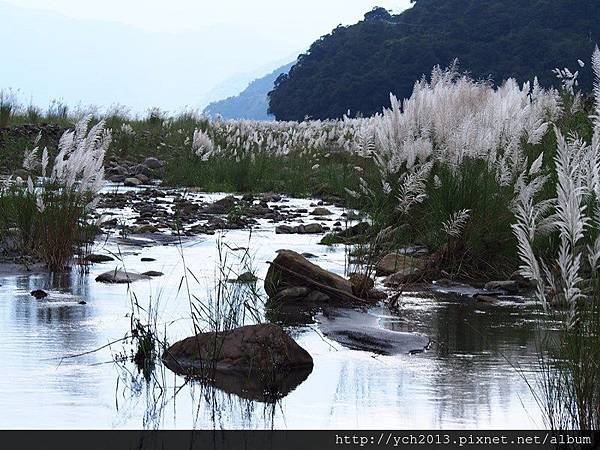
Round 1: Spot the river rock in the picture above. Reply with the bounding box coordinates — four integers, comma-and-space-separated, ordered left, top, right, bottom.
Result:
261, 193, 282, 203
317, 309, 429, 355
30, 289, 48, 299
310, 207, 332, 216
275, 223, 324, 234
376, 252, 426, 276
320, 222, 370, 244
85, 254, 115, 263
135, 173, 150, 184
275, 225, 295, 234
95, 269, 150, 283
234, 271, 258, 283
142, 270, 164, 277
124, 177, 142, 187
204, 195, 237, 214
348, 272, 374, 296
265, 250, 355, 303
143, 157, 164, 169
163, 324, 313, 372
162, 324, 313, 402
108, 165, 128, 176
484, 280, 520, 294
302, 223, 324, 234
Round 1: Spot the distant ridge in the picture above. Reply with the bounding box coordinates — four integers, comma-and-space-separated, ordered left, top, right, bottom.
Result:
203, 62, 294, 120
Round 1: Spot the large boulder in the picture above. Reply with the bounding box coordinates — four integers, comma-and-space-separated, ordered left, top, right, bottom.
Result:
162, 323, 313, 402
265, 250, 355, 303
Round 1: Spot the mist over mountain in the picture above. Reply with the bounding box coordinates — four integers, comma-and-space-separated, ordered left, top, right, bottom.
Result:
268, 0, 600, 120
0, 2, 293, 113
203, 63, 294, 120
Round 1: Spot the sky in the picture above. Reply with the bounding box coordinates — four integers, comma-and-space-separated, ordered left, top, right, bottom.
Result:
0, 0, 412, 113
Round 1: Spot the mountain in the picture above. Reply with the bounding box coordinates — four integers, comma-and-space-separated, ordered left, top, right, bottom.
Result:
203, 63, 294, 120
268, 1, 600, 120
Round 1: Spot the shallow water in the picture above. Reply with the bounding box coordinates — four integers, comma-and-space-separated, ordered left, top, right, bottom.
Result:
0, 189, 548, 429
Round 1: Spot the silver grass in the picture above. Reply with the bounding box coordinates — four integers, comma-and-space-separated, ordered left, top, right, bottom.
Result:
442, 209, 471, 238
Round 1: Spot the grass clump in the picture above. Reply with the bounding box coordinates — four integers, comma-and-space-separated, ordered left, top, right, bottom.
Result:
0, 117, 110, 271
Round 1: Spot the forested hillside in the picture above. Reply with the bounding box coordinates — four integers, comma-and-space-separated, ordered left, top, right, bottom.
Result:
268, 0, 600, 120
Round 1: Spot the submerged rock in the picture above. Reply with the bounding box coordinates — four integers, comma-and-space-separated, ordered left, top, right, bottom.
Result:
317, 309, 429, 355
95, 269, 150, 284
162, 323, 313, 402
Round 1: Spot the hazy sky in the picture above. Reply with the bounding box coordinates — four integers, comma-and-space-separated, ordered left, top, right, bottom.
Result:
3, 0, 411, 34
1, 0, 413, 112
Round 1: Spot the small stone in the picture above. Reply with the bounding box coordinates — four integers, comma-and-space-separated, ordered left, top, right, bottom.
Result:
85, 254, 115, 263
141, 257, 156, 262
310, 207, 332, 216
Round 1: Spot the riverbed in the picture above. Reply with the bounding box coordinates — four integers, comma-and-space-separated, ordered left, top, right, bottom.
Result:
0, 187, 548, 429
